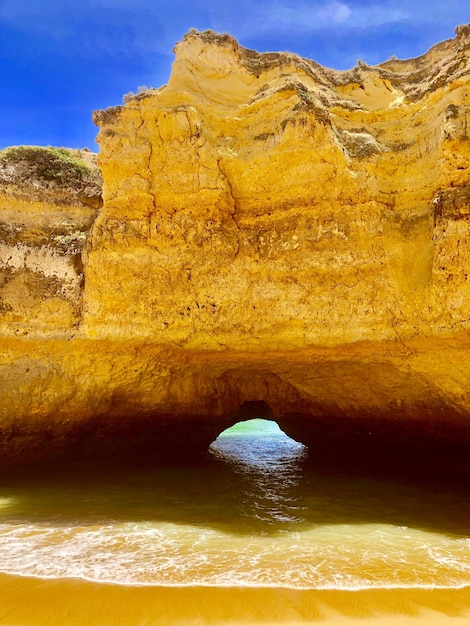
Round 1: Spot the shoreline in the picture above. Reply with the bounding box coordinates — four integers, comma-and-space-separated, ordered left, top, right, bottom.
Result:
1, 574, 469, 625
1, 569, 470, 591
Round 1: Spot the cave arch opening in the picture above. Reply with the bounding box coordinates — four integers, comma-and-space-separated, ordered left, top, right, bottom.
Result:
208, 408, 308, 525
208, 401, 307, 469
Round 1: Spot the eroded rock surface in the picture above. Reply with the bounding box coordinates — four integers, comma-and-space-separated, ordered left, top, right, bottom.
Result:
0, 147, 102, 334
0, 30, 469, 472
87, 28, 470, 347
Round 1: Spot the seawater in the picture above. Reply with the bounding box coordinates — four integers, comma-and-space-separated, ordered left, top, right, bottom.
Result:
0, 419, 468, 590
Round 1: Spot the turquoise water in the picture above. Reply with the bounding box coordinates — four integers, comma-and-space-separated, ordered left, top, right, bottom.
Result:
0, 419, 468, 589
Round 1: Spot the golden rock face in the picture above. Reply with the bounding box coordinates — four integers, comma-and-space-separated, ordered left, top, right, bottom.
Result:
0, 147, 102, 334
87, 29, 470, 349
0, 30, 469, 470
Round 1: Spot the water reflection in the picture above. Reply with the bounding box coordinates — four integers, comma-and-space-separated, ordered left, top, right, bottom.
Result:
0, 497, 15, 511
209, 419, 308, 526
0, 424, 468, 587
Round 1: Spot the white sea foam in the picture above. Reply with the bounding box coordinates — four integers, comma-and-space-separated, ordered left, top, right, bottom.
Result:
0, 519, 469, 589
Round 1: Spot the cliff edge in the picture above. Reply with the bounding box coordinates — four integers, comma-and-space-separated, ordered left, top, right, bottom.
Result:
0, 146, 102, 334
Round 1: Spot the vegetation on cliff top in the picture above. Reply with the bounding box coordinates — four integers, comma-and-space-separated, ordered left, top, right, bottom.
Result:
0, 146, 102, 190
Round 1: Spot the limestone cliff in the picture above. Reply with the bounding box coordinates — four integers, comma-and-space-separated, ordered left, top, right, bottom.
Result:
0, 29, 469, 472
0, 146, 102, 334
88, 27, 470, 348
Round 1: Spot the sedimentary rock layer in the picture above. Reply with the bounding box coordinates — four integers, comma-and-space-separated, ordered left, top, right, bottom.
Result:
0, 147, 102, 334
88, 27, 470, 348
0, 29, 469, 471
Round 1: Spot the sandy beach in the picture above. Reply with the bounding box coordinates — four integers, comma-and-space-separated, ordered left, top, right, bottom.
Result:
0, 574, 468, 626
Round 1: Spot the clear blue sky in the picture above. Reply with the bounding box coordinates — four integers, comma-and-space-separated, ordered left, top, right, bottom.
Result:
1, 0, 468, 151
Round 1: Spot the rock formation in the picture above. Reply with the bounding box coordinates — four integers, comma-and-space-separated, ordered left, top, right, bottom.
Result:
0, 29, 469, 473
0, 147, 102, 334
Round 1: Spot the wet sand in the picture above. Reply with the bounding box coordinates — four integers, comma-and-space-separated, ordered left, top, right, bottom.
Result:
0, 575, 469, 626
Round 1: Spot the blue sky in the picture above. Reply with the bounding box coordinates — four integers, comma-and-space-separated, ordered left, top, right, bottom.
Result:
0, 0, 468, 151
